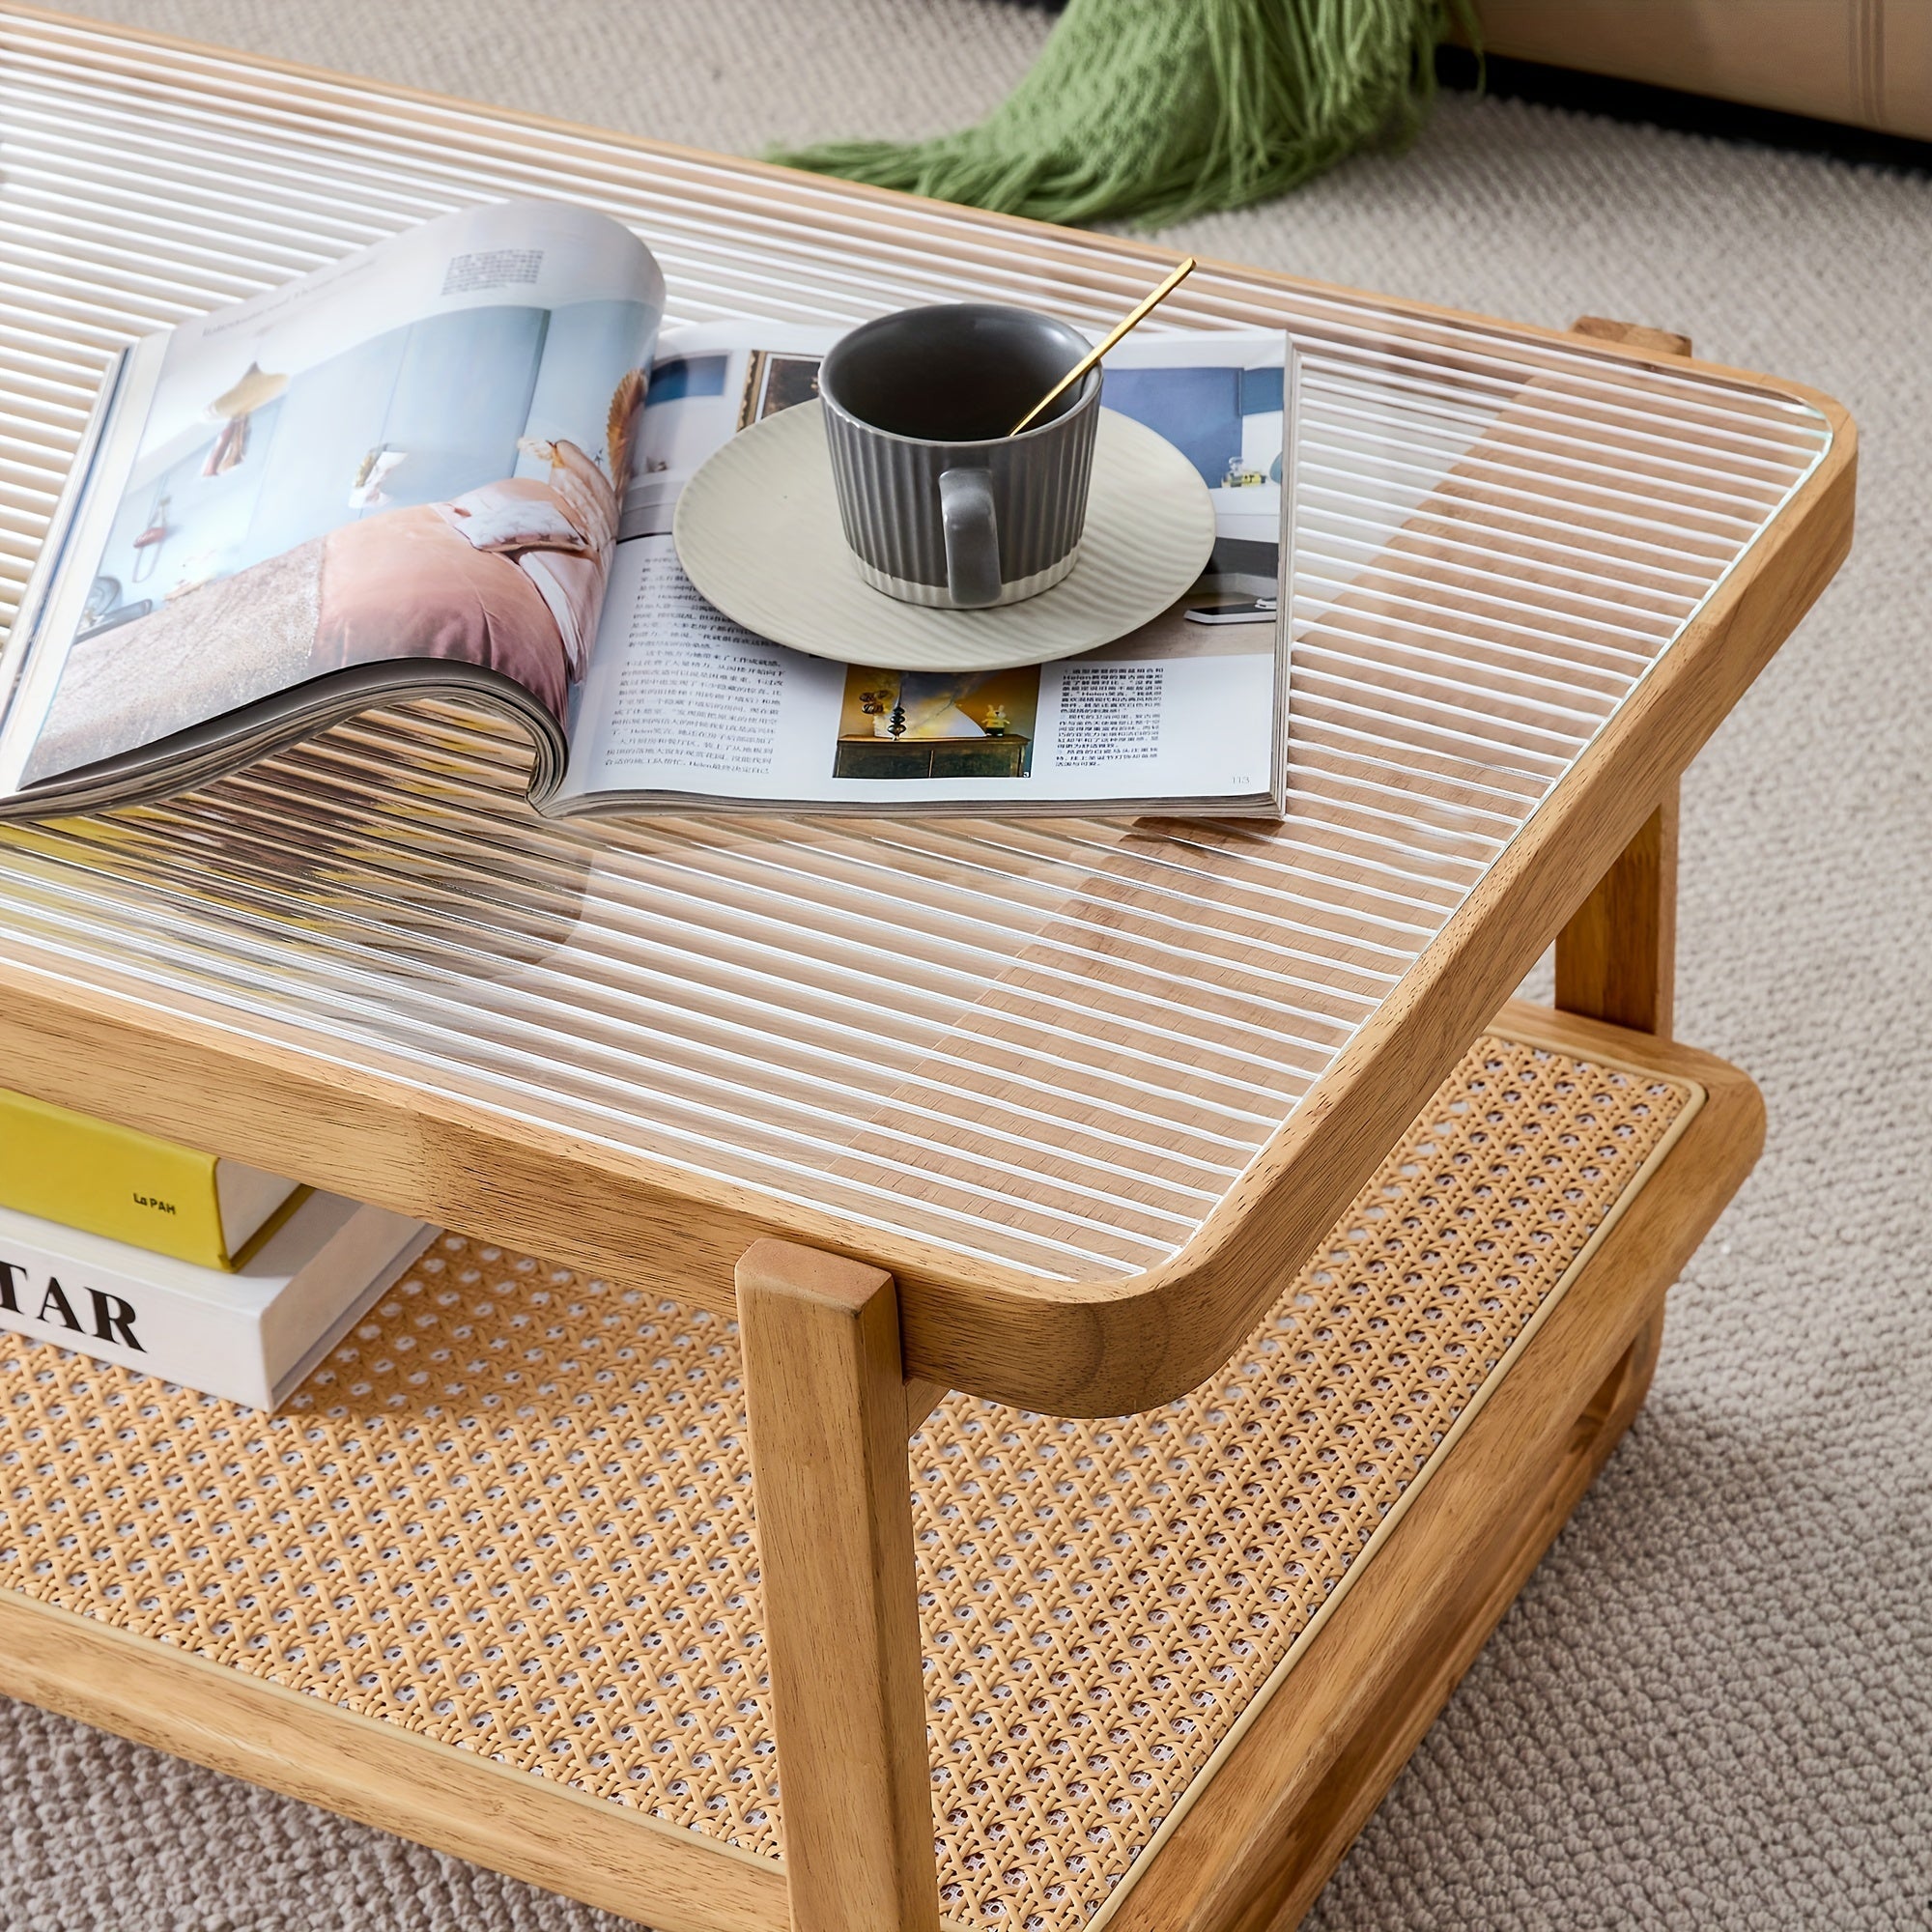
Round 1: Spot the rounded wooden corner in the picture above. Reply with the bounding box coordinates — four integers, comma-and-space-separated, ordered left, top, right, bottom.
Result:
922, 1014, 1769, 1420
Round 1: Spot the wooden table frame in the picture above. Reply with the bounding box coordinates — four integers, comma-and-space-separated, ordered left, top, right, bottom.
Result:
722, 489, 1754, 1929
0, 14, 1854, 1928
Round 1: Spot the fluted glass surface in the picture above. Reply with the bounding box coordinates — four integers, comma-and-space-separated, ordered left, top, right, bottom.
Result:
0, 14, 1832, 1280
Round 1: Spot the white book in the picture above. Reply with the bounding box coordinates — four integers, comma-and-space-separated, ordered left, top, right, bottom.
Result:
0, 1190, 436, 1409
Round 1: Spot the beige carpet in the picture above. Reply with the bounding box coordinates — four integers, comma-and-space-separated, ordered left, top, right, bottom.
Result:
14, 5, 1931, 1927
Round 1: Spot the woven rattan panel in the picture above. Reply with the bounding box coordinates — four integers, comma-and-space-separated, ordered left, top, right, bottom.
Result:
0, 1036, 1688, 1929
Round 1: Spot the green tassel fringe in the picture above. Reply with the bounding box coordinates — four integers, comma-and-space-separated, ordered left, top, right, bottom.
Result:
772, 0, 1478, 228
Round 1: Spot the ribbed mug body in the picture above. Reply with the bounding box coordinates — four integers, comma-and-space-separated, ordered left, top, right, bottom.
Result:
818, 303, 1100, 610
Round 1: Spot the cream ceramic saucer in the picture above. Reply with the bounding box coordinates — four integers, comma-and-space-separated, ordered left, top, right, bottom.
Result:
671, 401, 1215, 672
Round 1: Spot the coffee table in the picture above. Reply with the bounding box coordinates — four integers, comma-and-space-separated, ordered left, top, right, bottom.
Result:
0, 10, 1854, 1930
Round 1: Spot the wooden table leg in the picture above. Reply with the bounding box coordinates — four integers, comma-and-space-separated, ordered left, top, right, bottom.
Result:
1569, 315, 1693, 358
1554, 781, 1680, 1037
736, 1239, 940, 1932
1554, 314, 1691, 1040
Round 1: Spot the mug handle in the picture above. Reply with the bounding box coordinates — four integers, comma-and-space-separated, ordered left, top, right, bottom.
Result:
938, 468, 1001, 609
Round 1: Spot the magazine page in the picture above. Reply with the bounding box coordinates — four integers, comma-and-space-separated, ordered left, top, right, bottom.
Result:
0, 200, 664, 805
553, 324, 1289, 815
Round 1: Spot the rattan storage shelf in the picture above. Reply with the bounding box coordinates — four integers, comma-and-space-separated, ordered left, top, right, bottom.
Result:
0, 11, 1849, 1929
0, 1021, 1718, 1932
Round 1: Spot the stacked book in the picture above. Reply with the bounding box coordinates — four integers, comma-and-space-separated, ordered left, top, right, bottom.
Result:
0, 1087, 433, 1409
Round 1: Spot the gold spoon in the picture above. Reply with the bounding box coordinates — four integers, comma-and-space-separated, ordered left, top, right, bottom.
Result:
1009, 255, 1197, 436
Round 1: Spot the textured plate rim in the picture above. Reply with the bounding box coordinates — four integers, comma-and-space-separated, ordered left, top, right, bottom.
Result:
671, 403, 1217, 671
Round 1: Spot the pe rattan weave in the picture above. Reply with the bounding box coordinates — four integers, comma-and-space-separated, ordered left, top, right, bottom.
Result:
0, 1036, 1689, 1930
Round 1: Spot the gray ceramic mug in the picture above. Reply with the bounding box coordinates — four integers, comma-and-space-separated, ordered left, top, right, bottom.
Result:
818, 303, 1100, 610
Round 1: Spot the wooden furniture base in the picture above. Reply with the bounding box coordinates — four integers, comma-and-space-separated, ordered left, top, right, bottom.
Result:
0, 1001, 1759, 1932
1468, 0, 1932, 143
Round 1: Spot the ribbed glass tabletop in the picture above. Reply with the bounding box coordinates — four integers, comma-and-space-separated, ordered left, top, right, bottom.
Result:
0, 12, 1832, 1283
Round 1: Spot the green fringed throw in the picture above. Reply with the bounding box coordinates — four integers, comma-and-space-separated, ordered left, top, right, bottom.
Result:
773, 0, 1475, 227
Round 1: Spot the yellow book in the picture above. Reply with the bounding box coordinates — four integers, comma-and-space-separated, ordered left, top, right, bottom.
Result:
0, 1087, 303, 1270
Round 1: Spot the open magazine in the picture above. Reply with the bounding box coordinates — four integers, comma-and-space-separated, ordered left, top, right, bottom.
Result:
4, 201, 1293, 821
